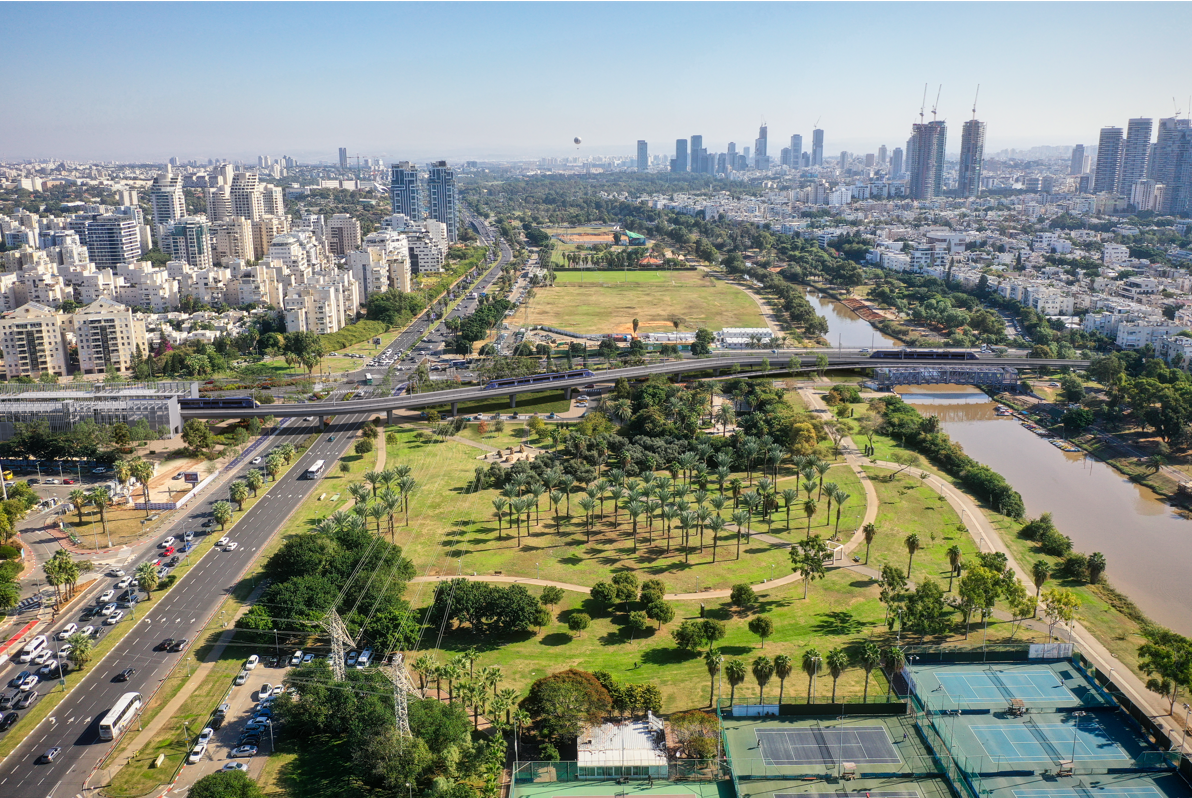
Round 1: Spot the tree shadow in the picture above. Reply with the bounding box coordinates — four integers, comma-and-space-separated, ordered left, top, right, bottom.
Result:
641, 646, 699, 666
539, 632, 573, 647
812, 610, 866, 637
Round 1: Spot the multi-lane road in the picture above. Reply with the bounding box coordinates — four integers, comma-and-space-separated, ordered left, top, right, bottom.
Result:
0, 413, 369, 797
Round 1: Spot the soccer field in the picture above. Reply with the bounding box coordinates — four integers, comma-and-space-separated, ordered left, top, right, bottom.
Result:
526, 269, 767, 334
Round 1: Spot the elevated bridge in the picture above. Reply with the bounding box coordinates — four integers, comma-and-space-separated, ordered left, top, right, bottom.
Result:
180, 351, 1089, 421
870, 364, 1021, 389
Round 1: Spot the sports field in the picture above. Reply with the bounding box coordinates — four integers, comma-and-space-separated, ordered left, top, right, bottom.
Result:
526, 270, 766, 334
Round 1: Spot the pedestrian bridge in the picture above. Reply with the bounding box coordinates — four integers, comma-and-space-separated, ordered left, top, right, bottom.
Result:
870, 364, 1020, 389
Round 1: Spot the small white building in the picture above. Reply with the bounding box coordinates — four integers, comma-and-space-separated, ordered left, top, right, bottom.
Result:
577, 717, 667, 780
716, 327, 774, 348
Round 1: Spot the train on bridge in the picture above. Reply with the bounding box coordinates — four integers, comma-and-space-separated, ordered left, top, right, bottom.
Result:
482, 368, 595, 390
869, 349, 981, 361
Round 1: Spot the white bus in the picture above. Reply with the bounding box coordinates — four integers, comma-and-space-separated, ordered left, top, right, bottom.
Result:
98, 692, 143, 741
305, 460, 325, 479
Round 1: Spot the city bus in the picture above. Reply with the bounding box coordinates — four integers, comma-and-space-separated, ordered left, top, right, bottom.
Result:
98, 692, 143, 741
305, 460, 325, 480
364, 373, 374, 385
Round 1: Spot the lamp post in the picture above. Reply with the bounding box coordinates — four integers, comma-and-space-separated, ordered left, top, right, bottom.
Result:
811, 654, 822, 704
1070, 711, 1087, 764
272, 628, 279, 662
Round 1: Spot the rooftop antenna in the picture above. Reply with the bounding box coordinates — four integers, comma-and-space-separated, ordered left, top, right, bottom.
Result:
919, 83, 928, 125
971, 85, 980, 120
931, 84, 943, 122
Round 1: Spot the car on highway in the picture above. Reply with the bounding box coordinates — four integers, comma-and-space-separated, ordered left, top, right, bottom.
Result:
115, 668, 136, 682
57, 623, 78, 639
188, 743, 206, 764
230, 745, 257, 758
183, 531, 194, 541
97, 590, 115, 604
15, 691, 38, 710
251, 456, 262, 465
107, 568, 125, 577
157, 638, 175, 651
31, 649, 51, 665
78, 625, 96, 638
160, 536, 175, 548
9, 671, 31, 689
170, 638, 188, 652
38, 660, 64, 678
328, 435, 336, 442
162, 546, 175, 557
217, 536, 230, 547
59, 644, 73, 657
17, 674, 38, 690
234, 670, 248, 685
0, 711, 18, 732
116, 576, 133, 589
201, 519, 215, 528
105, 610, 125, 625
245, 654, 259, 669
303, 416, 314, 422
39, 746, 62, 763
167, 556, 181, 567
100, 602, 117, 616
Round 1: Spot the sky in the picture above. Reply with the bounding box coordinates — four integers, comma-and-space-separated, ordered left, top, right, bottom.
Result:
3, 1, 1192, 164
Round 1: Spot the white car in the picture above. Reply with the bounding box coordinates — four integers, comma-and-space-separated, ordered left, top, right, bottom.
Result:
251, 457, 262, 465
32, 649, 51, 665
198, 727, 214, 745
19, 674, 39, 690
97, 590, 115, 604
290, 650, 303, 666
304, 416, 314, 422
100, 602, 117, 616
78, 625, 96, 638
223, 762, 248, 772
245, 655, 259, 670
116, 577, 133, 589
217, 537, 230, 547
59, 643, 73, 657
259, 683, 273, 698
270, 684, 285, 698
57, 623, 78, 640
160, 537, 175, 548
105, 610, 125, 625
225, 542, 238, 552
107, 568, 125, 577
188, 743, 206, 764
183, 531, 194, 541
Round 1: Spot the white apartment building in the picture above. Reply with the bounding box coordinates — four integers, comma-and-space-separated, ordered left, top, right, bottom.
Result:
347, 230, 412, 295
382, 215, 448, 273
1103, 243, 1130, 264
211, 217, 254, 264
226, 260, 282, 307
69, 296, 149, 375
160, 216, 213, 271
284, 284, 344, 334
1116, 322, 1188, 350
0, 303, 69, 378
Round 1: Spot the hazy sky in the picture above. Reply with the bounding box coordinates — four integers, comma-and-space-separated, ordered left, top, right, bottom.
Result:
4, 2, 1192, 164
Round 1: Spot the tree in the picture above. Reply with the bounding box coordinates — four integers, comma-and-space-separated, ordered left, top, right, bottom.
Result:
355, 438, 374, 456
700, 618, 726, 652
1030, 560, 1051, 616
730, 583, 757, 609
946, 545, 963, 591
65, 631, 94, 669
1062, 407, 1094, 435
1087, 552, 1107, 584
135, 561, 160, 596
1041, 588, 1080, 642
825, 649, 849, 703
229, 481, 249, 511
541, 585, 565, 608
859, 643, 882, 703
673, 620, 706, 653
69, 488, 87, 525
724, 659, 747, 704
567, 612, 591, 637
181, 418, 214, 453
627, 610, 650, 634
801, 648, 821, 703
91, 487, 112, 547
520, 668, 611, 741
704, 651, 722, 707
791, 536, 829, 599
957, 566, 1001, 638
646, 600, 675, 629
189, 770, 264, 798
748, 615, 774, 649
752, 656, 775, 704
1137, 627, 1192, 715
862, 522, 878, 564
904, 532, 920, 578
212, 500, 233, 530
773, 654, 793, 705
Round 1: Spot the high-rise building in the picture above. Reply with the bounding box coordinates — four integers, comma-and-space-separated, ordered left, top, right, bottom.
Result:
878, 145, 888, 165
690, 135, 708, 174
72, 297, 149, 376
427, 161, 458, 242
1093, 127, 1124, 194
811, 128, 824, 167
327, 214, 362, 256
1120, 117, 1153, 202
161, 217, 212, 270
754, 125, 768, 169
339, 147, 348, 169
0, 303, 69, 379
84, 215, 141, 269
907, 121, 947, 200
864, 153, 875, 168
727, 142, 737, 170
958, 118, 986, 198
790, 135, 803, 169
148, 170, 185, 232
390, 162, 423, 218
891, 147, 904, 177
671, 139, 688, 172
230, 171, 265, 221
1070, 144, 1086, 176
1152, 118, 1191, 189
636, 140, 648, 172
1161, 127, 1192, 215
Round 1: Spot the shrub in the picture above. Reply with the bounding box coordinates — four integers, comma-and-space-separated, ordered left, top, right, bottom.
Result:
730, 583, 757, 608
1039, 528, 1073, 557
0, 544, 19, 560
1057, 552, 1089, 582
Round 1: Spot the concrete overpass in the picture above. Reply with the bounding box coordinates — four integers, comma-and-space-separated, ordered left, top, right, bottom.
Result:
181, 352, 1090, 422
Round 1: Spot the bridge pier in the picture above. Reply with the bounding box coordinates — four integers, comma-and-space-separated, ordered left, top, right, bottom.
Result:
509, 394, 517, 408
713, 368, 721, 377
565, 387, 572, 400
387, 408, 395, 425
451, 402, 458, 416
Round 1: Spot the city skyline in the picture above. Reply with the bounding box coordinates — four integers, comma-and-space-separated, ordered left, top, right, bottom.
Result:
3, 2, 1192, 163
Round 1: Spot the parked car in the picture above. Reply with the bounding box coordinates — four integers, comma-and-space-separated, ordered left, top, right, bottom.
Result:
223, 762, 248, 772
245, 654, 259, 670
289, 650, 303, 666
230, 745, 258, 758
188, 743, 206, 764
234, 670, 248, 686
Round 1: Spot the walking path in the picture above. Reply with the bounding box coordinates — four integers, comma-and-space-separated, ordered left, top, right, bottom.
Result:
335, 430, 387, 514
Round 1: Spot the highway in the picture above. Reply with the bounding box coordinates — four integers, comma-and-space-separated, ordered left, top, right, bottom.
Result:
183, 353, 1093, 420
0, 413, 369, 797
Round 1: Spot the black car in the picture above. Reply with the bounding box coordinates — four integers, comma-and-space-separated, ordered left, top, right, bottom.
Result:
169, 639, 187, 652
239, 733, 261, 746
201, 519, 215, 528
0, 711, 18, 732
157, 638, 175, 651
79, 607, 98, 621
115, 668, 136, 682
266, 656, 279, 668
166, 556, 181, 567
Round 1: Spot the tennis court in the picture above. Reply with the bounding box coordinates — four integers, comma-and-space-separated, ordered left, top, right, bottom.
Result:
970, 718, 1127, 762
904, 661, 1112, 712
1013, 788, 1164, 798
737, 777, 955, 798
935, 669, 1075, 705
757, 726, 901, 766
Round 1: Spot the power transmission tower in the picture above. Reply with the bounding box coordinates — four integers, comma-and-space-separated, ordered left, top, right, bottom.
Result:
379, 652, 419, 740
319, 610, 353, 681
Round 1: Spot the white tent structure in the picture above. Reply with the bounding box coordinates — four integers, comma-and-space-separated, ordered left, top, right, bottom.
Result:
577, 716, 668, 779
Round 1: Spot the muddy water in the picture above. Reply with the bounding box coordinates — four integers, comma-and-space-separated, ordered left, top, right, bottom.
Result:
806, 287, 901, 350
897, 384, 1192, 635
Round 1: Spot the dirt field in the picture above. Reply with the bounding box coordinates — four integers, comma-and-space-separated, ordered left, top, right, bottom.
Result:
524, 269, 765, 334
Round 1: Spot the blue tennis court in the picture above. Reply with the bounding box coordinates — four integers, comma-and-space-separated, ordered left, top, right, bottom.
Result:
1013, 788, 1164, 798
972, 718, 1127, 762
936, 669, 1076, 705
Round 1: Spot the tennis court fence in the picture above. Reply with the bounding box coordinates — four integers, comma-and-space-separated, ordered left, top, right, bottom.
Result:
511, 760, 718, 783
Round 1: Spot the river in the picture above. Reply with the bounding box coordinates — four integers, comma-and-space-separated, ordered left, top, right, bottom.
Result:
809, 290, 1192, 634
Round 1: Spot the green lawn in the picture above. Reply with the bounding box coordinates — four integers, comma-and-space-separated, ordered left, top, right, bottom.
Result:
423, 389, 572, 416
525, 269, 765, 335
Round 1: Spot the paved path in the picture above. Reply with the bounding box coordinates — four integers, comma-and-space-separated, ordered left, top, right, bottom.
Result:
334, 430, 387, 514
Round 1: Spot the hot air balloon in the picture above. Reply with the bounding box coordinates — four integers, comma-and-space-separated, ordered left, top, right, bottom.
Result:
574, 136, 582, 148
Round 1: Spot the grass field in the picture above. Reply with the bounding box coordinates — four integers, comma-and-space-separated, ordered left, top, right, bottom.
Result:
423, 389, 572, 416
524, 270, 765, 335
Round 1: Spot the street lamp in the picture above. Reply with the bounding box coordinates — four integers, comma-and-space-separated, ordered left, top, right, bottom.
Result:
272, 629, 279, 662
1070, 711, 1087, 764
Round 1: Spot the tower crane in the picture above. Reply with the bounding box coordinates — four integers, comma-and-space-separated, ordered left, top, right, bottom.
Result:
931, 85, 942, 122
919, 84, 928, 125
972, 85, 981, 120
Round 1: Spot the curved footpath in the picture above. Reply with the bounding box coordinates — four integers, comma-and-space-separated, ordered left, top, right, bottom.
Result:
414, 384, 1186, 742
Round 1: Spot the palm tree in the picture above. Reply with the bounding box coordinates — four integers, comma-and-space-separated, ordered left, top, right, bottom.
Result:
704, 650, 722, 707
550, 490, 565, 531
752, 656, 775, 704
1031, 560, 1051, 617
363, 470, 384, 497
69, 488, 87, 525
131, 459, 155, 515
803, 499, 817, 538
412, 654, 437, 691
802, 648, 821, 704
91, 487, 112, 548
905, 533, 920, 578
731, 509, 750, 559
781, 488, 799, 531
774, 654, 793, 706
347, 482, 370, 508
946, 545, 963, 591
825, 649, 849, 703
136, 561, 160, 596
399, 477, 417, 525
814, 460, 831, 498
885, 647, 905, 698
832, 490, 850, 537
725, 659, 747, 705
212, 500, 233, 530
368, 503, 387, 537
497, 688, 519, 724
577, 496, 596, 542
245, 469, 265, 497
863, 523, 878, 564
65, 632, 94, 669
708, 515, 726, 562
626, 500, 645, 553
229, 480, 249, 511
859, 643, 882, 703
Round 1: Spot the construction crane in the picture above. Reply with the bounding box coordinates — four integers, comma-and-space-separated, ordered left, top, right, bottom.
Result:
1175, 97, 1184, 120
931, 85, 943, 122
919, 84, 928, 125
972, 85, 981, 120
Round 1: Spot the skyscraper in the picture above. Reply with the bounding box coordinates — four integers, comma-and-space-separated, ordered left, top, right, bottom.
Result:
1120, 117, 1153, 202
83, 215, 141, 269
878, 145, 888, 165
1153, 117, 1192, 189
1161, 127, 1192, 215
339, 148, 348, 169
1070, 144, 1085, 175
790, 135, 803, 169
148, 169, 185, 232
958, 118, 986, 198
390, 162, 422, 218
671, 139, 688, 172
839, 151, 849, 171
1093, 127, 1124, 194
690, 135, 707, 174
727, 142, 737, 169
908, 121, 947, 200
891, 147, 904, 177
636, 140, 648, 172
427, 161, 458, 242
811, 129, 824, 167
754, 124, 768, 169
161, 216, 212, 270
